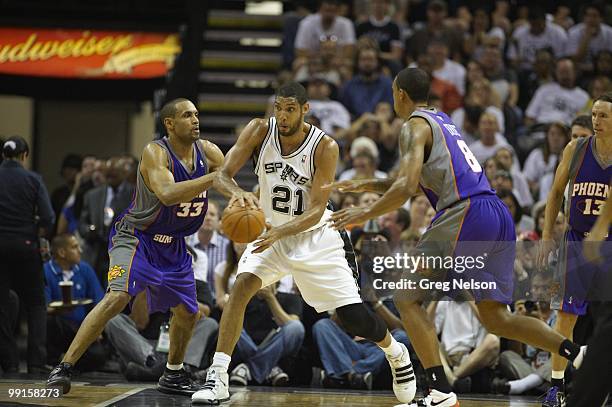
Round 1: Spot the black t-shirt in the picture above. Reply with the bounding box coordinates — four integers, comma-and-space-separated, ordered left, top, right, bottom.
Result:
243, 292, 303, 344
356, 19, 401, 53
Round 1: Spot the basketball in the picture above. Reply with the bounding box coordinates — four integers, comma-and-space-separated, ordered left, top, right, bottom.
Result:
221, 204, 266, 243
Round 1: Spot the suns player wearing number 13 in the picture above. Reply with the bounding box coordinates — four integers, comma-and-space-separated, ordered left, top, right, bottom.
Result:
192, 82, 416, 405
325, 68, 586, 407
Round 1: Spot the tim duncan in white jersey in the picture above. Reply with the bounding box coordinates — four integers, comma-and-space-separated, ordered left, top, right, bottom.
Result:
193, 82, 416, 405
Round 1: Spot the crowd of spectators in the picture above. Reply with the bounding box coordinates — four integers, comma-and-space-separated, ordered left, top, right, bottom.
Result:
0, 0, 610, 399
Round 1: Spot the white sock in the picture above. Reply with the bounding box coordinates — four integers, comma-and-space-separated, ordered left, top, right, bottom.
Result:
211, 352, 232, 372
166, 362, 183, 370
508, 373, 543, 394
380, 335, 403, 359
551, 370, 565, 380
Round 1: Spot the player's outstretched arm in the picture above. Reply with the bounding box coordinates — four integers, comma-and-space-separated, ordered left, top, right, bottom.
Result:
252, 136, 338, 253
140, 142, 217, 206
322, 177, 396, 194
536, 139, 578, 269
215, 118, 268, 208
329, 119, 429, 229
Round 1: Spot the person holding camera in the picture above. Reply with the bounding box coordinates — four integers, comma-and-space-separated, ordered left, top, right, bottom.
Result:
0, 136, 55, 375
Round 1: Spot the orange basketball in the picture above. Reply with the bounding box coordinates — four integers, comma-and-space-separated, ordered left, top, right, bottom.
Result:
221, 205, 266, 243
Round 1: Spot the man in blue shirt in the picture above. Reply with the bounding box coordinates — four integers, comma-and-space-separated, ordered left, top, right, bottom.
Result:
45, 234, 106, 371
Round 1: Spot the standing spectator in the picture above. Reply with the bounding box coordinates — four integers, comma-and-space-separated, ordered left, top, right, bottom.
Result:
525, 58, 589, 126
305, 76, 351, 136
44, 234, 106, 371
469, 112, 511, 164
50, 154, 82, 222
405, 0, 463, 63
79, 157, 134, 285
0, 136, 54, 374
565, 2, 612, 76
427, 39, 466, 96
56, 156, 98, 235
294, 0, 355, 74
506, 6, 567, 71
340, 47, 394, 117
355, 0, 403, 66
188, 201, 230, 297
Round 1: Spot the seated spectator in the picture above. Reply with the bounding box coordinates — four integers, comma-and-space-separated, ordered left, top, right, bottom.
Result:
570, 114, 594, 139
312, 312, 409, 390
523, 122, 570, 198
517, 48, 554, 111
338, 150, 387, 181
480, 39, 518, 108
414, 53, 462, 114
506, 5, 567, 72
105, 277, 219, 380
230, 283, 304, 387
493, 272, 557, 395
551, 4, 574, 32
564, 2, 612, 76
340, 47, 394, 117
497, 188, 534, 234
525, 58, 589, 127
294, 53, 343, 88
378, 207, 410, 253
214, 242, 247, 312
451, 78, 505, 135
305, 75, 351, 136
581, 75, 612, 114
404, 0, 463, 63
494, 147, 533, 209
355, 0, 403, 66
44, 234, 106, 371
469, 112, 511, 164
483, 156, 500, 185
405, 194, 432, 237
463, 6, 505, 62
294, 0, 355, 74
429, 300, 500, 394
427, 39, 466, 96
593, 49, 612, 78
513, 231, 539, 300
187, 200, 230, 297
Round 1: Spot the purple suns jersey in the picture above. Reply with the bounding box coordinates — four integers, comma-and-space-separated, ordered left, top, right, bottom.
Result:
409, 108, 495, 212
566, 136, 612, 235
119, 137, 209, 237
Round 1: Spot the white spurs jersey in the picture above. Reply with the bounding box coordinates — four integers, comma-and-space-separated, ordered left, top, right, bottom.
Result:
255, 117, 333, 232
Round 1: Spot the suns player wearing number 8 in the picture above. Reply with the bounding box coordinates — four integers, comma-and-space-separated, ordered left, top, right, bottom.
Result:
537, 92, 612, 407
192, 82, 416, 405
325, 68, 586, 407
48, 99, 227, 396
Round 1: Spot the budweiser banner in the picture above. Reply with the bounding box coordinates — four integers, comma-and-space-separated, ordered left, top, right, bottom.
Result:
0, 28, 181, 78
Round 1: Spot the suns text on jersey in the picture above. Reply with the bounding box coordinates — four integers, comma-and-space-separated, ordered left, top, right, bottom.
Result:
571, 182, 609, 199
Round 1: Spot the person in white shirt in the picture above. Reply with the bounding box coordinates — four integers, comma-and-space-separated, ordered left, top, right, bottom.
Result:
427, 39, 466, 96
564, 2, 612, 74
452, 78, 505, 134
507, 6, 567, 71
294, 0, 355, 72
523, 122, 570, 198
469, 112, 511, 164
305, 76, 351, 136
525, 58, 589, 126
429, 300, 500, 393
494, 147, 533, 209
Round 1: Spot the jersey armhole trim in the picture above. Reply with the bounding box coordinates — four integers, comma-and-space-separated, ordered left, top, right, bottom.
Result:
254, 117, 274, 174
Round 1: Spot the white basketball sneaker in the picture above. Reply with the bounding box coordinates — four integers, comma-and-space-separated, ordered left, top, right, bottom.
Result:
191, 367, 230, 405
400, 389, 459, 407
386, 343, 417, 403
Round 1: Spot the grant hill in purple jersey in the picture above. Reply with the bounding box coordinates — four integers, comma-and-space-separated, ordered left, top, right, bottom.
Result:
326, 68, 586, 407
48, 98, 226, 397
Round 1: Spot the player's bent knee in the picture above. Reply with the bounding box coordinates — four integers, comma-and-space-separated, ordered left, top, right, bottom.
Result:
172, 303, 199, 323
232, 273, 263, 299
103, 290, 131, 312
336, 303, 387, 342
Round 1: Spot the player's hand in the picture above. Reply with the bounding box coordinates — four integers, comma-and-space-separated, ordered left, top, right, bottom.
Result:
583, 230, 605, 265
322, 179, 369, 193
536, 239, 556, 270
256, 284, 276, 301
229, 191, 260, 210
252, 222, 279, 253
329, 207, 371, 230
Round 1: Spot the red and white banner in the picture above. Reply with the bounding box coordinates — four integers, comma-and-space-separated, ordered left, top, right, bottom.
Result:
0, 28, 181, 79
